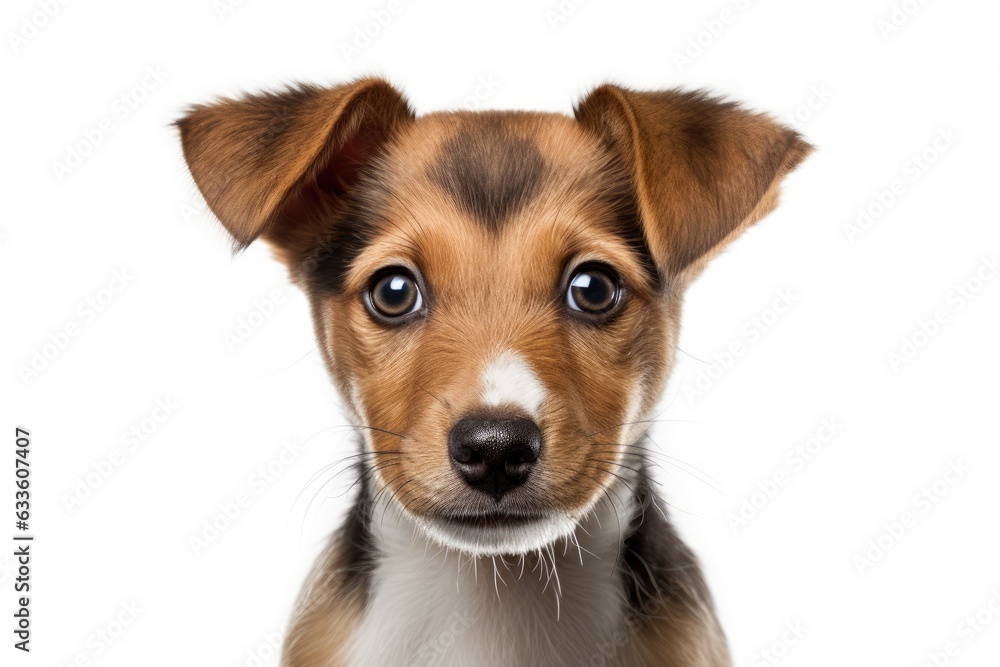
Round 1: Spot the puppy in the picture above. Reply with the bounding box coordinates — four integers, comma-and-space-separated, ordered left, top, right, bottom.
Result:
177, 77, 810, 667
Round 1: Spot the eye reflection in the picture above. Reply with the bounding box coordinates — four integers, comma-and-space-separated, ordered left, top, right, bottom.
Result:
368, 271, 423, 320
567, 267, 619, 315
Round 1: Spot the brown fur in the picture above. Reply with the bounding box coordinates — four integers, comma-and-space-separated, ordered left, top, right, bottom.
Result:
574, 85, 811, 278
177, 77, 811, 667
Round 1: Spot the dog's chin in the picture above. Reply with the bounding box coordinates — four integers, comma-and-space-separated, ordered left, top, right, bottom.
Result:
417, 513, 580, 557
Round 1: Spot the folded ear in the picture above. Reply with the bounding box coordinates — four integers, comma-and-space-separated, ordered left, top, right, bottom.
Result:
176, 77, 414, 255
575, 85, 812, 278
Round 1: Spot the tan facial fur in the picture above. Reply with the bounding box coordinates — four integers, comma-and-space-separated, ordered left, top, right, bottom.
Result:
309, 113, 672, 549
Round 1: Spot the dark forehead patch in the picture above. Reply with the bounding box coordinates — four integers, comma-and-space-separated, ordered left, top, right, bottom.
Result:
301, 169, 390, 294
428, 116, 546, 230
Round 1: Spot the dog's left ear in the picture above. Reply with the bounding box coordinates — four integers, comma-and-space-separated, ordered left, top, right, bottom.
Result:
575, 85, 812, 279
175, 77, 414, 260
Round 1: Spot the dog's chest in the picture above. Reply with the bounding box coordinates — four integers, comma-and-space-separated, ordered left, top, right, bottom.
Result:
348, 513, 636, 666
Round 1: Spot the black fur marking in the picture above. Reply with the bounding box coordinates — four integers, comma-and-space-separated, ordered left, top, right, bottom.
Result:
336, 460, 376, 597
621, 470, 714, 616
598, 169, 661, 290
300, 212, 378, 294
429, 117, 546, 230
301, 171, 389, 294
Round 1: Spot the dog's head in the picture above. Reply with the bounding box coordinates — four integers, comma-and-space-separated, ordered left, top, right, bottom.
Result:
178, 77, 810, 556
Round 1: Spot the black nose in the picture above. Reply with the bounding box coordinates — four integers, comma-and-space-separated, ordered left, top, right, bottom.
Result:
448, 415, 542, 498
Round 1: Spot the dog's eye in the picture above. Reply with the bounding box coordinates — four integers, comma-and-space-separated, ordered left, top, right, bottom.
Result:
566, 266, 621, 315
367, 270, 423, 321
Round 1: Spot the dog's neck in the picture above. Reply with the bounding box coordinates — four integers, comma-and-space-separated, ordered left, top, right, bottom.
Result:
347, 477, 644, 667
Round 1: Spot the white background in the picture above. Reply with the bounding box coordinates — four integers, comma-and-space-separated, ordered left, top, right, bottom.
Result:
4, 0, 1000, 665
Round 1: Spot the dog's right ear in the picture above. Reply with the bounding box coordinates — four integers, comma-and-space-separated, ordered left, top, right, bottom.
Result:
175, 77, 414, 257
575, 85, 811, 280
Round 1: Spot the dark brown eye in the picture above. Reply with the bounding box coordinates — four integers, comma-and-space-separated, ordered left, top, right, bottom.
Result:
367, 270, 423, 321
567, 267, 620, 315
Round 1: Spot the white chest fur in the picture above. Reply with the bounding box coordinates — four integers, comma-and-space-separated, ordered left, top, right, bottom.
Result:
348, 493, 638, 667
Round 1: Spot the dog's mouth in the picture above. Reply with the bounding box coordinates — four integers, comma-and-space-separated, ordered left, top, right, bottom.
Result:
436, 510, 548, 530
417, 508, 580, 557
